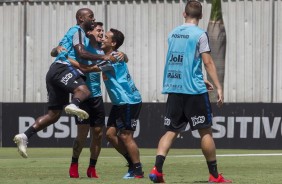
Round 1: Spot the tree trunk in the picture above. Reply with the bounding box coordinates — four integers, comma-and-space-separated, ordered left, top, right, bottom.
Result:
207, 20, 226, 102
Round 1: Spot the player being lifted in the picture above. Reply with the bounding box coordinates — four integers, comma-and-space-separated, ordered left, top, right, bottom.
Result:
13, 8, 115, 158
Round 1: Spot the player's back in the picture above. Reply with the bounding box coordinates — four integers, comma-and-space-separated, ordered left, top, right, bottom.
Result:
162, 24, 207, 95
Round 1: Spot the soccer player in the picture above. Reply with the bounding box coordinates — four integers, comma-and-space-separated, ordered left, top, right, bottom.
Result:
13, 8, 115, 158
102, 29, 144, 179
149, 1, 232, 183
68, 22, 105, 179
69, 28, 144, 179
63, 23, 129, 178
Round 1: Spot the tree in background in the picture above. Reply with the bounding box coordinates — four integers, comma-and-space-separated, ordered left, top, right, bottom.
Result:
207, 0, 226, 102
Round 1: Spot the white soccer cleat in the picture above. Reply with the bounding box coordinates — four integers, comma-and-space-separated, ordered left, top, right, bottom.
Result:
13, 133, 28, 158
64, 104, 89, 119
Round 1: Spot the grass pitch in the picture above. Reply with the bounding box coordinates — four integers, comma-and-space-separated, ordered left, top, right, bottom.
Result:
0, 148, 282, 184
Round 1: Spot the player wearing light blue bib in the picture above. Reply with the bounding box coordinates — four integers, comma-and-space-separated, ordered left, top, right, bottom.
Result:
83, 43, 104, 98
149, 1, 231, 184
67, 28, 141, 179
102, 58, 142, 105
101, 29, 144, 178
13, 8, 96, 159
68, 24, 106, 179
162, 24, 208, 94
54, 25, 87, 65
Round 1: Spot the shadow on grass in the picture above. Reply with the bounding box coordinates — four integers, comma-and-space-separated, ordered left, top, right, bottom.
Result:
193, 181, 208, 183
172, 181, 207, 184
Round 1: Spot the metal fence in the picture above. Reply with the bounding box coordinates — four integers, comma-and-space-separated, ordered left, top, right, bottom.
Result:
222, 0, 282, 102
0, 0, 281, 103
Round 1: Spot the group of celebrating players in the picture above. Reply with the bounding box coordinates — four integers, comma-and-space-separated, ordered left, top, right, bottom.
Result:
13, 1, 232, 183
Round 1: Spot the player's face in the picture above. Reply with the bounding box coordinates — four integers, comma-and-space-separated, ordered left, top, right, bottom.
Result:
94, 25, 104, 43
82, 10, 95, 31
87, 25, 104, 44
101, 31, 114, 50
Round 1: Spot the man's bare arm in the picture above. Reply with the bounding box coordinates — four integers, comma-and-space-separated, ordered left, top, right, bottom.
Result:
50, 46, 67, 57
75, 44, 116, 63
68, 57, 101, 73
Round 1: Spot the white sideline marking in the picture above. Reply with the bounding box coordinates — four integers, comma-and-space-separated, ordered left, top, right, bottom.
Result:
98, 153, 282, 159
165, 153, 282, 158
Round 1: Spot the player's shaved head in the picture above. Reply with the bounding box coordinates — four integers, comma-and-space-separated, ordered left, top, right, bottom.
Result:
76, 8, 93, 20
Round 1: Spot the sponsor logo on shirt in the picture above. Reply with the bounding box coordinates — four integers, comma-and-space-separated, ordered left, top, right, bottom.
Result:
169, 54, 183, 64
171, 34, 189, 39
167, 71, 181, 79
163, 83, 183, 90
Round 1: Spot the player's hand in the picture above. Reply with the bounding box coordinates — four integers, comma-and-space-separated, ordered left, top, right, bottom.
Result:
114, 51, 125, 61
103, 55, 117, 62
216, 88, 224, 108
204, 79, 214, 91
56, 46, 67, 53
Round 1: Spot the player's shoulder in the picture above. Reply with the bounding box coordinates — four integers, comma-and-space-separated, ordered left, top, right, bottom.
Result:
66, 25, 81, 35
171, 25, 185, 32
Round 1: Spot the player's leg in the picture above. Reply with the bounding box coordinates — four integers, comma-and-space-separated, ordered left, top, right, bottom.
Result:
65, 83, 91, 119
14, 66, 67, 158
106, 127, 126, 154
198, 128, 231, 183
117, 103, 143, 178
106, 126, 135, 178
87, 126, 103, 178
82, 96, 105, 178
149, 93, 185, 183
106, 105, 135, 179
51, 63, 90, 119
69, 124, 89, 178
86, 96, 105, 178
191, 93, 232, 183
149, 131, 178, 183
14, 109, 62, 158
69, 98, 92, 178
118, 129, 143, 178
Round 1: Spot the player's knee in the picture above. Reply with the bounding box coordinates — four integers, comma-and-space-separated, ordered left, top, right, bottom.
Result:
93, 133, 103, 142
74, 85, 91, 98
80, 85, 91, 97
75, 137, 87, 145
105, 131, 115, 142
118, 132, 132, 142
84, 88, 91, 98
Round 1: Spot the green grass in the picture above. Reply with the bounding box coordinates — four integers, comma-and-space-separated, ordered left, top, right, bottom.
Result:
1, 148, 282, 183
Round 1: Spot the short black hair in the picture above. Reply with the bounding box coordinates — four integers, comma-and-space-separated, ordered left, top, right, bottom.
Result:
94, 22, 103, 28
185, 0, 202, 19
110, 28, 124, 50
